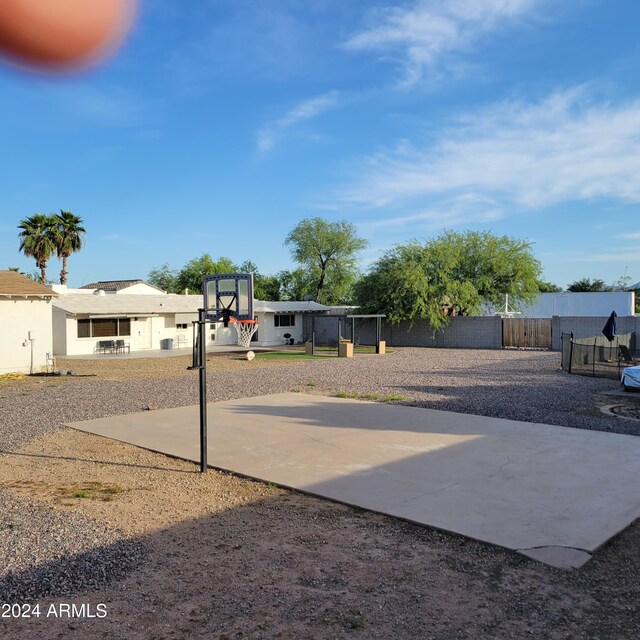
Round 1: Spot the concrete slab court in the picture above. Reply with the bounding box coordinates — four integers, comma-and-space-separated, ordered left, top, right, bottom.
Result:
66, 393, 640, 569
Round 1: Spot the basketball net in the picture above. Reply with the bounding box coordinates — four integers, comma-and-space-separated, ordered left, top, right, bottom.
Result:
231, 319, 259, 348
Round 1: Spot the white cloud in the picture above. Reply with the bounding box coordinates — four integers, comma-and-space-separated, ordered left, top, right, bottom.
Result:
344, 0, 541, 85
615, 232, 640, 241
257, 91, 340, 152
342, 88, 640, 222
361, 193, 504, 231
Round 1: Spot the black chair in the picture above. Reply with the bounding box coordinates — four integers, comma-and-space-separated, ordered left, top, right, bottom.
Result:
114, 339, 130, 354
97, 340, 116, 354
619, 345, 639, 365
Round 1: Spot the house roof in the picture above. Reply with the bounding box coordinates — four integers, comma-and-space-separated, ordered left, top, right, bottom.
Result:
254, 300, 331, 313
79, 279, 164, 293
0, 270, 58, 298
52, 294, 332, 316
53, 293, 202, 315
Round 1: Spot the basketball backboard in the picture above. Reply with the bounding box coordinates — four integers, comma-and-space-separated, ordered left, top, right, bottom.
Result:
203, 273, 254, 323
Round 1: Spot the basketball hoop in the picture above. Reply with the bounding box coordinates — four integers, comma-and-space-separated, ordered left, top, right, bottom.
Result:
230, 318, 259, 348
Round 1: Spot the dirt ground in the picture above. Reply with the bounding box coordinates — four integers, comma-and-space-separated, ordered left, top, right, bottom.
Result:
1, 352, 639, 639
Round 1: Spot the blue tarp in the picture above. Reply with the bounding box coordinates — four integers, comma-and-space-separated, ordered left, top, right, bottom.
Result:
621, 366, 640, 389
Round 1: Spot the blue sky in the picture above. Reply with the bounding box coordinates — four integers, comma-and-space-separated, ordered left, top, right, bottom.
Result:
1, 0, 639, 289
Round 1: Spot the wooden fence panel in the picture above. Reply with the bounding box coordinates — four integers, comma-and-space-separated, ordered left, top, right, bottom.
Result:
503, 318, 552, 348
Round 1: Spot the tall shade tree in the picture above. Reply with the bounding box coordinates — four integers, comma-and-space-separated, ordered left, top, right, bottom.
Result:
148, 263, 179, 293
17, 213, 56, 285
239, 260, 281, 301
276, 268, 314, 301
354, 230, 542, 331
174, 254, 237, 293
53, 210, 86, 285
284, 217, 368, 304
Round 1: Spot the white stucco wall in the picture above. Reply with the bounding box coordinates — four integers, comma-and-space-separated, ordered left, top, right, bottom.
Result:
115, 283, 164, 295
0, 298, 54, 374
253, 313, 303, 346
52, 313, 243, 355
54, 315, 186, 355
519, 292, 635, 318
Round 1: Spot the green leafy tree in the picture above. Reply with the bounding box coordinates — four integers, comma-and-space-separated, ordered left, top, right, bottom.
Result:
238, 260, 259, 275
52, 210, 86, 285
148, 263, 179, 293
26, 270, 45, 283
567, 278, 609, 292
537, 280, 563, 293
254, 274, 281, 301
277, 268, 314, 301
284, 217, 368, 305
354, 230, 542, 330
238, 260, 281, 301
444, 230, 542, 311
18, 213, 56, 285
175, 254, 237, 293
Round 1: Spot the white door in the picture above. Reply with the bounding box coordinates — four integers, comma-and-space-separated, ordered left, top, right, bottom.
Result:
137, 318, 153, 349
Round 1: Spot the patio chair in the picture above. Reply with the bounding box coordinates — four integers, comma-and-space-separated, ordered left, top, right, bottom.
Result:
175, 334, 189, 349
115, 339, 130, 354
618, 345, 639, 366
97, 340, 116, 354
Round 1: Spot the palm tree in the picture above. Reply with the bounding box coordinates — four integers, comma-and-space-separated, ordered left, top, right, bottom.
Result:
53, 210, 86, 285
17, 213, 56, 285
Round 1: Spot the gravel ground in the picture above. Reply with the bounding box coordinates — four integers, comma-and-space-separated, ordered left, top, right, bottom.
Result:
0, 347, 639, 639
0, 492, 145, 602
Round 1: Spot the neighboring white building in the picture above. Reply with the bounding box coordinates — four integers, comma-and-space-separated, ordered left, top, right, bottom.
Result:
77, 279, 165, 295
51, 285, 331, 355
0, 270, 57, 375
518, 292, 635, 318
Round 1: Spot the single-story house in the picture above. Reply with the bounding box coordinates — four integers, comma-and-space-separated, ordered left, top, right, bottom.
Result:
51, 286, 331, 355
0, 270, 57, 374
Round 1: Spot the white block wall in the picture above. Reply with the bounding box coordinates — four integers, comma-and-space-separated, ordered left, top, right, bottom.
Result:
253, 313, 303, 346
0, 298, 54, 374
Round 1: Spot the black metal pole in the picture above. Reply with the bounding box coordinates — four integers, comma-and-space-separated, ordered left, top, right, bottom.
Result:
568, 332, 574, 374
198, 308, 208, 473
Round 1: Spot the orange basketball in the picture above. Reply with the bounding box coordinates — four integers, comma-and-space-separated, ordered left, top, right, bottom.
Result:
0, 0, 137, 71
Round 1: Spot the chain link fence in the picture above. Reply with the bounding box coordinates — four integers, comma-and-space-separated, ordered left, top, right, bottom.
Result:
561, 332, 637, 379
